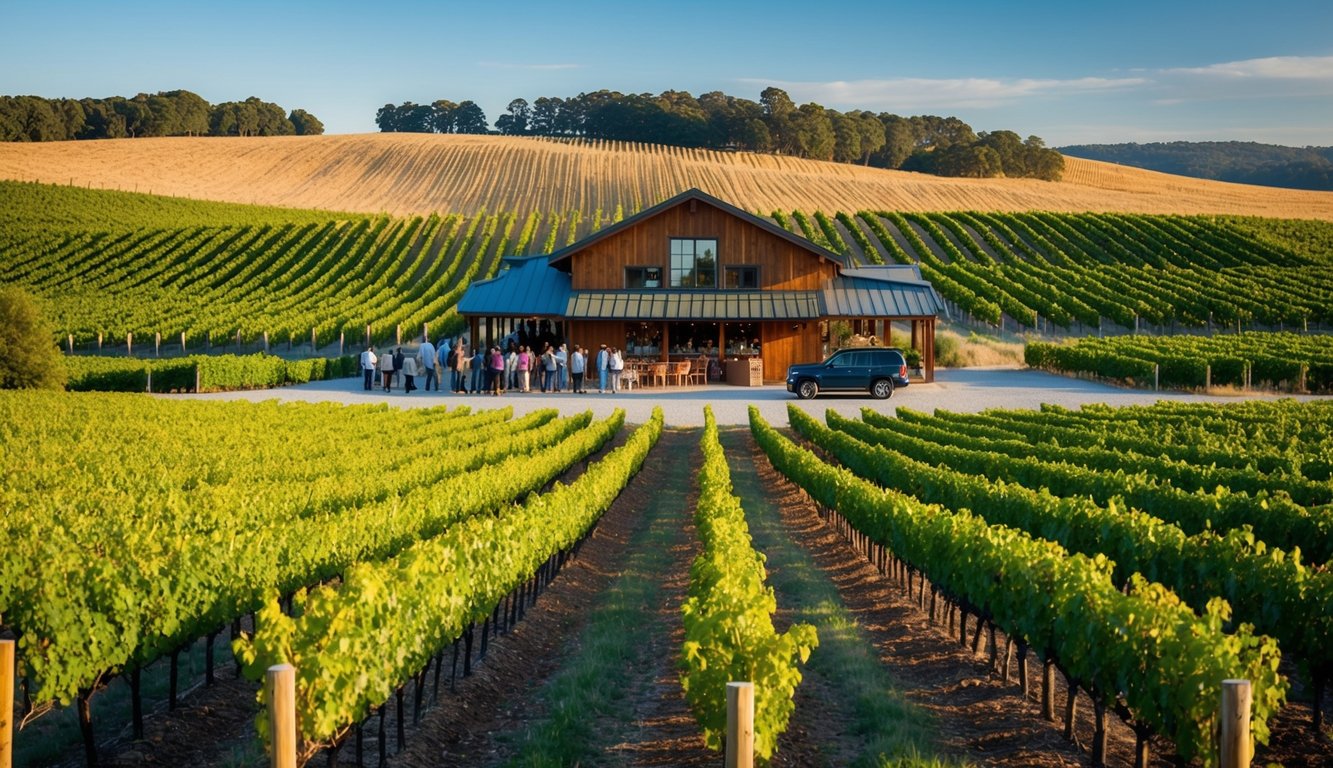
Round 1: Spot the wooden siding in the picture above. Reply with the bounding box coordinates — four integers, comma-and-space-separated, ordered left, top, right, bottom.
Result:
760, 322, 821, 382
570, 199, 836, 291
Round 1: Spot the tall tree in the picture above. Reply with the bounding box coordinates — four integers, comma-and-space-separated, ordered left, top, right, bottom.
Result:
452, 101, 489, 134
375, 103, 400, 132
495, 98, 530, 135
430, 100, 457, 133
289, 109, 324, 136
792, 102, 835, 161
760, 86, 797, 154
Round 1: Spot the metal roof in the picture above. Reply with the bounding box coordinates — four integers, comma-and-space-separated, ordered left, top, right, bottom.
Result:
566, 291, 822, 320
456, 255, 570, 316
821, 274, 943, 318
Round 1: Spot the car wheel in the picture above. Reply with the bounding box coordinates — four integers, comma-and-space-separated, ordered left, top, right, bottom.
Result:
871, 378, 893, 399
796, 379, 818, 400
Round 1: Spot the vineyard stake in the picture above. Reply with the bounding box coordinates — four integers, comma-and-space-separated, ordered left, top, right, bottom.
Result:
155, 332, 160, 357
127, 332, 132, 356
68, 333, 73, 354
725, 682, 754, 768
1220, 679, 1252, 768
265, 664, 297, 768
1, 638, 12, 768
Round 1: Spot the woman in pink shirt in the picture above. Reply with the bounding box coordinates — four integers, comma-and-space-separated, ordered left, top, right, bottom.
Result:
489, 346, 505, 395
516, 345, 532, 392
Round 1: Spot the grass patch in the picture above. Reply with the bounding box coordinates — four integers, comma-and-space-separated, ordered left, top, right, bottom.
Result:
500, 428, 693, 767
719, 427, 968, 768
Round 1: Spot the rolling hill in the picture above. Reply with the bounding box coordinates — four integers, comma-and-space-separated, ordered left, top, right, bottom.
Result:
3, 132, 1333, 220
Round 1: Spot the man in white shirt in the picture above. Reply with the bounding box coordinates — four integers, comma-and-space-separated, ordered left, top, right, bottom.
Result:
418, 339, 437, 391
360, 345, 377, 391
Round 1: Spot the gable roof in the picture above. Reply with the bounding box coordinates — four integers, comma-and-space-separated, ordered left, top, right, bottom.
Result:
545, 187, 847, 269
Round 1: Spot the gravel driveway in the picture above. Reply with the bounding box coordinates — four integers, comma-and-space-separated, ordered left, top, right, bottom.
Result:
179, 366, 1321, 426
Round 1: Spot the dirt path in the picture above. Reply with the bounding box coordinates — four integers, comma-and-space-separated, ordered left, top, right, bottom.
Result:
394, 428, 712, 767
725, 426, 1123, 766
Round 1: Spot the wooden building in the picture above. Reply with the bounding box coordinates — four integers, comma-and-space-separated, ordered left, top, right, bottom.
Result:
458, 188, 943, 383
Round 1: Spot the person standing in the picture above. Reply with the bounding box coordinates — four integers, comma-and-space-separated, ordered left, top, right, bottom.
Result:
540, 343, 556, 393
360, 345, 378, 391
451, 341, 467, 393
609, 346, 624, 393
596, 344, 609, 393
402, 351, 418, 393
392, 347, 405, 391
470, 345, 485, 393
505, 342, 518, 391
555, 343, 568, 392
569, 345, 586, 394
379, 346, 395, 392
437, 342, 450, 392
418, 338, 437, 392
516, 344, 532, 392
490, 345, 505, 395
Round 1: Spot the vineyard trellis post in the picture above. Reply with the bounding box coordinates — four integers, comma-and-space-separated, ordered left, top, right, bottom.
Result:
422, 323, 429, 343
97, 332, 102, 353
126, 332, 132, 356
263, 331, 269, 353
265, 664, 297, 768
1154, 364, 1159, 392
725, 681, 754, 768
180, 331, 186, 354
67, 334, 73, 354
1, 638, 13, 768
1220, 679, 1252, 768
339, 332, 344, 356
155, 332, 160, 357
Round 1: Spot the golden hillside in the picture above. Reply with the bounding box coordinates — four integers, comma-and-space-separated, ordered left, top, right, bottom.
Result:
3, 132, 1332, 219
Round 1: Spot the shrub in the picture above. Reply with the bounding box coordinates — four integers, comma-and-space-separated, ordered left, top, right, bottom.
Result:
0, 287, 66, 390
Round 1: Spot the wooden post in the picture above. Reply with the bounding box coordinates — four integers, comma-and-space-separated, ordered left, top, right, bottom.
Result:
1, 638, 13, 768
146, 368, 152, 393
423, 322, 429, 343
195, 366, 201, 393
266, 664, 297, 768
339, 331, 344, 356
155, 331, 160, 357
263, 331, 269, 353
1205, 364, 1211, 390
1154, 364, 1159, 392
127, 332, 132, 356
311, 327, 317, 352
67, 334, 73, 354
396, 324, 402, 345
97, 332, 103, 353
1220, 679, 1252, 768
180, 331, 186, 354
365, 324, 371, 347
725, 681, 754, 768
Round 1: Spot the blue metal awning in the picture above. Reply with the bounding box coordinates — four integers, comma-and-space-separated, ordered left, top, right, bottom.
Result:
565, 291, 821, 320
456, 255, 570, 316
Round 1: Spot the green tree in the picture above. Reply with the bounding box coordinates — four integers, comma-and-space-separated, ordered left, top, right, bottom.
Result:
452, 100, 489, 134
760, 86, 797, 154
792, 102, 835, 161
289, 109, 324, 136
0, 287, 66, 390
495, 98, 530, 135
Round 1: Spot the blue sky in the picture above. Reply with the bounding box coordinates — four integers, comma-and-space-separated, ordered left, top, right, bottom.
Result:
4, 0, 1332, 146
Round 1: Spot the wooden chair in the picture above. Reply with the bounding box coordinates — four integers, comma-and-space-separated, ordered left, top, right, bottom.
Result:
670, 360, 691, 386
688, 356, 709, 386
647, 362, 668, 387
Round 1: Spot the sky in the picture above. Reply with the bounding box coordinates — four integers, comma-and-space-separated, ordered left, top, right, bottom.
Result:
4, 0, 1333, 147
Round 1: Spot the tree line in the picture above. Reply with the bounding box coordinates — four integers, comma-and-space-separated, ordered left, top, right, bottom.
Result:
375, 87, 1063, 181
1058, 141, 1333, 192
0, 90, 324, 142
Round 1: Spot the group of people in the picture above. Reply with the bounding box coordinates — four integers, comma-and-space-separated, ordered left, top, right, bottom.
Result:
358, 338, 631, 395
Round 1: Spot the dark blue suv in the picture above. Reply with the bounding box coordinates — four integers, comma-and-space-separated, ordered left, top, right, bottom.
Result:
786, 347, 910, 400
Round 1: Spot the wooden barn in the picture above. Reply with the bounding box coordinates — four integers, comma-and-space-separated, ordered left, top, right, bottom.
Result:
457, 188, 943, 383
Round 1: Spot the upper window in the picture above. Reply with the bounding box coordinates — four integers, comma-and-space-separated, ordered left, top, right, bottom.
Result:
670, 238, 717, 288
626, 266, 662, 289
724, 265, 759, 290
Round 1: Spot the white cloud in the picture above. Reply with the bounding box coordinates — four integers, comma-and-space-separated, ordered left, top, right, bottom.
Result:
1169, 55, 1333, 80
736, 75, 1147, 110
